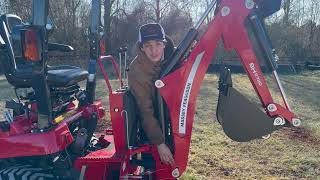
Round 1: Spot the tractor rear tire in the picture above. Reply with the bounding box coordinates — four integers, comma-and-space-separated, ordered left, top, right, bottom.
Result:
0, 164, 57, 180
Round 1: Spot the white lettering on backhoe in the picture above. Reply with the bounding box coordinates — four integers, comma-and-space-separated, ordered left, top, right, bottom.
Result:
180, 82, 191, 127
249, 63, 263, 86
179, 52, 205, 135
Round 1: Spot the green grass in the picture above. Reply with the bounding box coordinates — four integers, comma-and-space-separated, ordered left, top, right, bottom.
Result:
183, 122, 320, 179
181, 71, 320, 179
0, 71, 319, 179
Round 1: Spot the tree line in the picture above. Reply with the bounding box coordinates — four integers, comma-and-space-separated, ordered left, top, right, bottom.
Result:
1, 0, 320, 67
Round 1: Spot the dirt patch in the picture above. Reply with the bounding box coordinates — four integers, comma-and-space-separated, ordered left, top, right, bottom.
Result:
282, 127, 320, 146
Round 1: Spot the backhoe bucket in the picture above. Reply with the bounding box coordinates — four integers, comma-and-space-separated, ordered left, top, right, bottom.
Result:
216, 68, 278, 142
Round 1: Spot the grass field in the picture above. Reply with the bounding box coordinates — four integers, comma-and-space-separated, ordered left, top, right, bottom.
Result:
180, 71, 320, 179
0, 71, 319, 179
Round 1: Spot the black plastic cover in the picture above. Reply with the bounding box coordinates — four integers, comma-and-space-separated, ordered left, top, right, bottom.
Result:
257, 0, 282, 18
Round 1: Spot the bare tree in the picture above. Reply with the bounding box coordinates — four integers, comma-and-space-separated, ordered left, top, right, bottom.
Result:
8, 0, 32, 19
104, 0, 114, 53
136, 0, 170, 23
4, 0, 320, 65
283, 0, 291, 25
306, 0, 320, 56
0, 0, 9, 14
104, 0, 129, 53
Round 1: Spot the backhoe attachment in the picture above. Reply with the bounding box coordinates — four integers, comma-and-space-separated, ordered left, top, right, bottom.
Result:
216, 68, 279, 142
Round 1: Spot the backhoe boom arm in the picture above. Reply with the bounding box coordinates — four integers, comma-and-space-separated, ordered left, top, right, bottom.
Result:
156, 0, 299, 176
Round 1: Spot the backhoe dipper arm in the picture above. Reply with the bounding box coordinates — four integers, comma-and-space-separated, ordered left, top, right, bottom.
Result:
155, 0, 299, 177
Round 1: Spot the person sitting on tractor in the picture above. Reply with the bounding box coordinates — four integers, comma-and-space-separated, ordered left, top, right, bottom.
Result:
128, 23, 175, 165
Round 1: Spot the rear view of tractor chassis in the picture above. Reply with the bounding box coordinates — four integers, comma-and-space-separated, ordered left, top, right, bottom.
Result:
0, 0, 106, 179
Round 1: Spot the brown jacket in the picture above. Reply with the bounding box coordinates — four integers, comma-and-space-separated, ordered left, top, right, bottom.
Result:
128, 36, 175, 145
128, 48, 165, 145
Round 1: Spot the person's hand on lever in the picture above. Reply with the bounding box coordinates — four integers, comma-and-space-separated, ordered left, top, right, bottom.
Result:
157, 143, 175, 165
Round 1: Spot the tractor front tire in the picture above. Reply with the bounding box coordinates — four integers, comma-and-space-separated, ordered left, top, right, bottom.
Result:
0, 164, 57, 180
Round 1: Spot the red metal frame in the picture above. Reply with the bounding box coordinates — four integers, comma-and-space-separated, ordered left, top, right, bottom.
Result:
0, 101, 104, 159
78, 1, 298, 179
156, 0, 298, 177
75, 49, 175, 179
98, 55, 124, 93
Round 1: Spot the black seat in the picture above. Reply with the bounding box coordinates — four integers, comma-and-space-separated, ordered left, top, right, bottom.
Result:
1, 64, 88, 88
0, 14, 88, 88
47, 65, 88, 87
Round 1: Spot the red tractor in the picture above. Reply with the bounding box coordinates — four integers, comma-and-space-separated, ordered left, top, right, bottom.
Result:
0, 0, 301, 179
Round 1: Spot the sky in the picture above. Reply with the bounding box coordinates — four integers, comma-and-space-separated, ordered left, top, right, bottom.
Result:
0, 0, 9, 14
